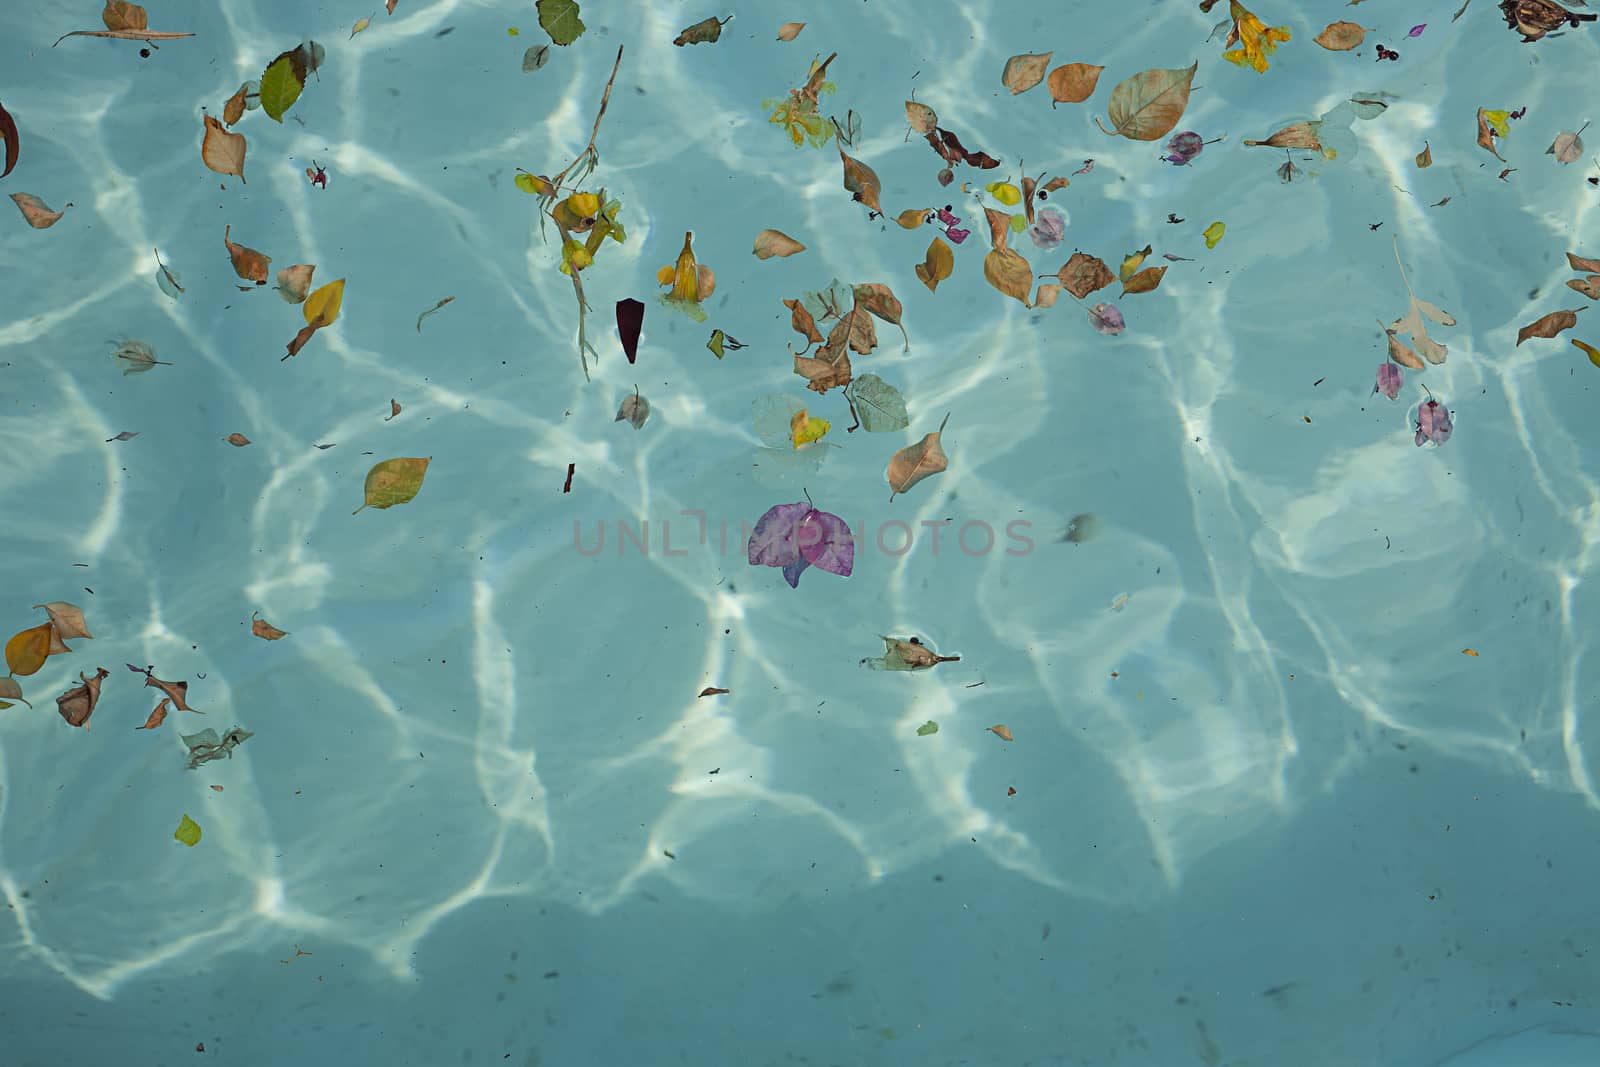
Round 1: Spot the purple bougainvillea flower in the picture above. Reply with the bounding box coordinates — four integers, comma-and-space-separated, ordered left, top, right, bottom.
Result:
945, 226, 971, 244
1414, 394, 1453, 447
1163, 130, 1205, 165
1028, 206, 1067, 250
935, 207, 961, 228
748, 501, 855, 586
1089, 302, 1125, 335
1375, 362, 1403, 400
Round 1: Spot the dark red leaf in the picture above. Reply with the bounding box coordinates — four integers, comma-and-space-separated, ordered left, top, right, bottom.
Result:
616, 298, 644, 364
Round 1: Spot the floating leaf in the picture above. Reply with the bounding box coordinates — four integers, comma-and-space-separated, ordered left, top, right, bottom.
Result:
915, 236, 954, 292
1568, 252, 1600, 273
1516, 308, 1585, 346
111, 339, 169, 375
1388, 238, 1455, 364
916, 720, 939, 736
1058, 252, 1115, 298
304, 277, 345, 326
1097, 62, 1196, 141
223, 224, 269, 284
137, 698, 170, 730
1573, 338, 1600, 367
1203, 221, 1225, 249
276, 263, 314, 302
984, 249, 1033, 306
1476, 108, 1506, 161
106, 431, 139, 442
201, 115, 246, 182
674, 15, 731, 46
1046, 63, 1103, 106
1121, 265, 1167, 296
1244, 121, 1324, 151
846, 374, 909, 433
595, 299, 639, 368
34, 600, 91, 641
1119, 245, 1151, 282
522, 45, 550, 71
1313, 20, 1367, 50
1568, 276, 1600, 299
4, 623, 53, 676
865, 636, 962, 672
753, 228, 806, 259
615, 387, 650, 429
414, 295, 454, 332
905, 100, 938, 135
354, 457, 431, 514
536, 0, 585, 45
55, 667, 108, 728
259, 48, 308, 123
182, 726, 253, 769
1380, 318, 1424, 370
707, 328, 746, 358
0, 677, 28, 708
777, 21, 804, 40
0, 97, 17, 178
1416, 141, 1433, 168
1376, 362, 1404, 399
224, 433, 250, 446
853, 282, 909, 351
1089, 302, 1125, 335
174, 814, 202, 847
989, 725, 1014, 741
1224, 1, 1292, 72
53, 3, 194, 47
838, 142, 882, 212
887, 413, 951, 501
251, 611, 288, 640
789, 408, 830, 448
10, 192, 71, 228
1001, 51, 1053, 95
1548, 123, 1588, 164
350, 14, 372, 38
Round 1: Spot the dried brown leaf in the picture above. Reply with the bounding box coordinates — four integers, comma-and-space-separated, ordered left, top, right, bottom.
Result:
1567, 252, 1600, 273
223, 84, 247, 126
1057, 252, 1115, 299
1046, 63, 1103, 106
137, 698, 171, 730
1476, 108, 1504, 162
276, 263, 315, 302
1567, 275, 1600, 299
1415, 141, 1433, 168
1001, 51, 1053, 94
753, 228, 806, 259
55, 667, 109, 729
1314, 21, 1368, 49
224, 433, 251, 446
201, 115, 246, 181
776, 21, 804, 41
1379, 319, 1425, 370
984, 248, 1033, 306
783, 297, 825, 348
223, 224, 269, 283
915, 237, 954, 293
989, 724, 1014, 741
1516, 308, 1586, 346
1243, 121, 1323, 151
251, 611, 289, 640
887, 414, 951, 500
10, 192, 72, 228
1121, 265, 1167, 296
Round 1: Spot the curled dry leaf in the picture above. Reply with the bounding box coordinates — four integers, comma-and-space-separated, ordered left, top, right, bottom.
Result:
0, 97, 18, 178
201, 115, 247, 182
674, 15, 732, 46
10, 192, 72, 228
137, 698, 171, 730
1567, 252, 1600, 273
1568, 275, 1600, 299
1476, 108, 1505, 162
1121, 265, 1167, 296
34, 601, 91, 641
276, 263, 314, 302
1046, 63, 1103, 106
887, 413, 951, 501
853, 282, 909, 351
1416, 141, 1433, 168
915, 236, 954, 293
1095, 62, 1197, 141
1001, 51, 1053, 95
1243, 121, 1323, 151
863, 636, 961, 671
905, 100, 938, 135
251, 611, 288, 640
55, 667, 109, 729
753, 228, 806, 259
838, 141, 882, 212
989, 724, 1014, 741
223, 84, 248, 125
1058, 252, 1114, 299
1574, 338, 1600, 367
698, 686, 730, 697
385, 399, 401, 421
416, 295, 454, 331
1314, 21, 1369, 49
1516, 308, 1586, 346
776, 21, 804, 41
1379, 319, 1425, 370
224, 433, 251, 446
615, 387, 650, 429
223, 224, 269, 283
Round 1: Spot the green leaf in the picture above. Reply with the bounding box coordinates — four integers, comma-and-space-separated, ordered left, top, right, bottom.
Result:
536, 0, 586, 46
174, 814, 202, 847
259, 50, 307, 123
354, 457, 431, 514
847, 374, 909, 432
522, 45, 550, 72
916, 720, 939, 736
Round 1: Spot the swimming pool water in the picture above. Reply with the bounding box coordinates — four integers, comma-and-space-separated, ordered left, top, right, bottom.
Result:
2, 0, 1600, 1063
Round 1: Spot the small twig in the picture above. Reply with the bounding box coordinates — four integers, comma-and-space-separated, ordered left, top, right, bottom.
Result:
551, 44, 624, 190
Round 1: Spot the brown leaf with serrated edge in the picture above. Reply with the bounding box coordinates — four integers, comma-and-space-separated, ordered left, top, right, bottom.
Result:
698, 687, 729, 697
1046, 63, 1103, 106
1057, 252, 1115, 299
201, 115, 246, 181
11, 192, 72, 228
989, 724, 1014, 741
223, 84, 247, 125
0, 97, 18, 179
1379, 319, 1424, 370
1001, 51, 1053, 94
1516, 308, 1586, 346
223, 224, 269, 283
887, 413, 951, 500
251, 611, 288, 640
1568, 275, 1600, 299
915, 237, 954, 292
145, 672, 199, 713
1121, 265, 1167, 296
1476, 108, 1504, 162
137, 698, 171, 730
1415, 141, 1433, 168
56, 667, 109, 728
1568, 252, 1600, 273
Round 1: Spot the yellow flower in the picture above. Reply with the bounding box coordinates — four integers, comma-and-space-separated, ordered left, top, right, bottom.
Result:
1223, 0, 1291, 73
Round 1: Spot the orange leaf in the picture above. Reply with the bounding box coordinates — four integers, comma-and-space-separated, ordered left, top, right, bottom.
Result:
137, 698, 171, 730
887, 413, 951, 501
223, 224, 269, 283
201, 115, 246, 181
4, 623, 54, 676
989, 724, 1014, 741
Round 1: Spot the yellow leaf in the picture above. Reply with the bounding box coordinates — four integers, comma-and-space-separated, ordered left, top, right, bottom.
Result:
1483, 110, 1512, 138
174, 814, 202, 847
4, 623, 53, 677
790, 408, 830, 448
352, 15, 372, 37
986, 182, 1021, 206
1204, 221, 1226, 249
1574, 338, 1600, 368
1223, 0, 1292, 73
1119, 245, 1151, 281
304, 278, 345, 326
354, 456, 431, 514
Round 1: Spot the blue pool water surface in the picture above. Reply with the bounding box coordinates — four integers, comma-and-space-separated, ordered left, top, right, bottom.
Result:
2, 0, 1600, 1064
